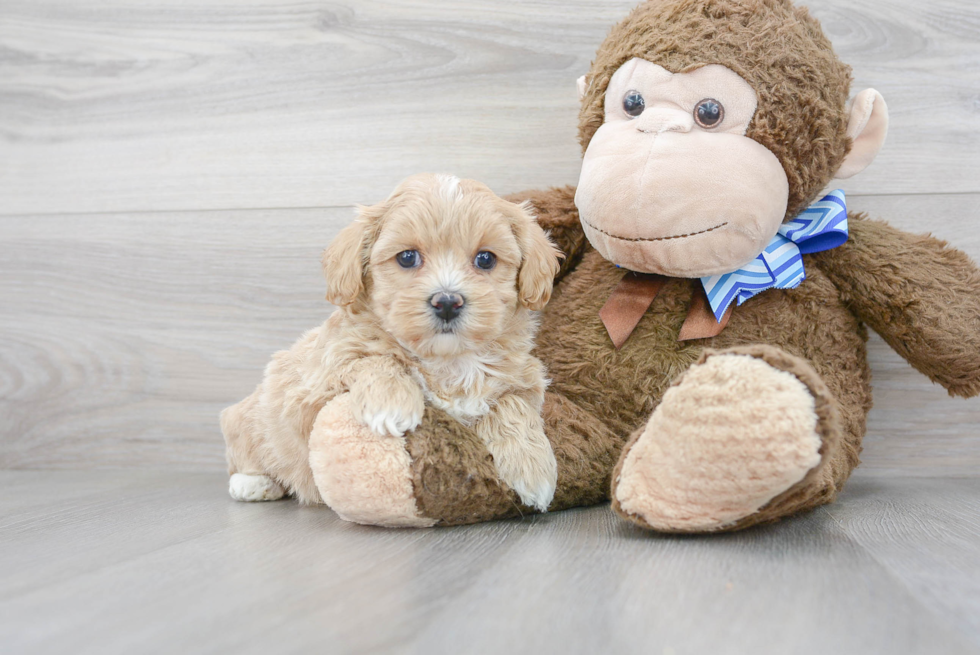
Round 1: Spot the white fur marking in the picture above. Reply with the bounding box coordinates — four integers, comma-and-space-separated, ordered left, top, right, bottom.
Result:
511, 470, 557, 512
363, 406, 423, 437
430, 253, 466, 294
410, 353, 502, 424
229, 473, 285, 502
437, 174, 462, 202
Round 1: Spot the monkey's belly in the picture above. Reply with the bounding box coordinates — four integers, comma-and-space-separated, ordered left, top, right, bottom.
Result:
534, 250, 871, 440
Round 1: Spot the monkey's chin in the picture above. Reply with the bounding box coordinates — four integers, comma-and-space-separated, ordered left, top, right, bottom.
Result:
580, 220, 767, 277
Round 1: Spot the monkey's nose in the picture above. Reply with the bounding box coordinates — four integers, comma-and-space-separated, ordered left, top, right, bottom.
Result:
431, 292, 465, 322
636, 108, 694, 134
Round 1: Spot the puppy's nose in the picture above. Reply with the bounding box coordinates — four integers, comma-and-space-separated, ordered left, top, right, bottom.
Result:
431, 292, 465, 322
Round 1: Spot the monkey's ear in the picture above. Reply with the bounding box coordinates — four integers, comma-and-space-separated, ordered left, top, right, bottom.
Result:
514, 201, 563, 311
321, 204, 382, 306
835, 89, 889, 180
576, 75, 588, 101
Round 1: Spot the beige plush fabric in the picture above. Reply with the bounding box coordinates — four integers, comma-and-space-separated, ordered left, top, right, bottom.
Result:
293, 0, 980, 533
614, 353, 822, 531
834, 89, 889, 180
369, 187, 980, 532
578, 0, 853, 221
310, 394, 436, 528
575, 58, 789, 277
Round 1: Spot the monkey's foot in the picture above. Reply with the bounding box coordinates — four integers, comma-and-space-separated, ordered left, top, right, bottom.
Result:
309, 393, 436, 528
611, 345, 841, 532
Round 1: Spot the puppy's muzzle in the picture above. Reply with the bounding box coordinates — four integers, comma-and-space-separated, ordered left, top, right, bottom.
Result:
430, 292, 465, 323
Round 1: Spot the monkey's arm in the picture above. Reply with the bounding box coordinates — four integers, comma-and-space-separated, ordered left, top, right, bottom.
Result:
810, 213, 980, 398
505, 186, 588, 282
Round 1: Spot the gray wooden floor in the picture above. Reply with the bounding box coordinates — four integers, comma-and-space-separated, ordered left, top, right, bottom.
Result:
2, 0, 980, 653
2, 470, 979, 654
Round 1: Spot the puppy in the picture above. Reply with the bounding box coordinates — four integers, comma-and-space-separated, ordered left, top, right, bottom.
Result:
221, 173, 563, 512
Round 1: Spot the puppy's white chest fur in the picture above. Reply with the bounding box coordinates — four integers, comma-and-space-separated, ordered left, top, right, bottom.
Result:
412, 353, 506, 424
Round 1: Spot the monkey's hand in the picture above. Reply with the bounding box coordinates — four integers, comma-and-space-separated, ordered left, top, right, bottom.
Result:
811, 213, 980, 398
346, 358, 425, 438
476, 392, 558, 512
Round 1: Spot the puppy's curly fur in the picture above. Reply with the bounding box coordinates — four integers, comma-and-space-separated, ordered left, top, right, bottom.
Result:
221, 174, 563, 511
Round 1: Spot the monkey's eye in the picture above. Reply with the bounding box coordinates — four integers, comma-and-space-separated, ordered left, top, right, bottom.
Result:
694, 98, 724, 129
623, 90, 645, 118
396, 250, 421, 268
474, 251, 497, 270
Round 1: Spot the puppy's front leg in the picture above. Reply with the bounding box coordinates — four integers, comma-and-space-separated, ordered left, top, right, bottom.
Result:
346, 356, 425, 437
476, 393, 558, 512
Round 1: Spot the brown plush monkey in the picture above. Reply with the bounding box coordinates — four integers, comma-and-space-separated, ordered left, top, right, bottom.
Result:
306, 0, 980, 532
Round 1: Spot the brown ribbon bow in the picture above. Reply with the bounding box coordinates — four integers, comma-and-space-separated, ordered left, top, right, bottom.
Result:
599, 272, 732, 349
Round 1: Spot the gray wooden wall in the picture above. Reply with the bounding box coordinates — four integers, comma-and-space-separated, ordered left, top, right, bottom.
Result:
2, 0, 978, 473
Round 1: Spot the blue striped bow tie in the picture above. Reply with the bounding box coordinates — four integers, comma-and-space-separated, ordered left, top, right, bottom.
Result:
700, 190, 848, 322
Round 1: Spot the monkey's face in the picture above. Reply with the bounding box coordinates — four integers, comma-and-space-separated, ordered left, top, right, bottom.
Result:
575, 59, 790, 278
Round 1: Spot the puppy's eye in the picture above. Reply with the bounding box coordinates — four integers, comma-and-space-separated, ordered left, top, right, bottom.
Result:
623, 90, 645, 118
474, 251, 496, 270
694, 98, 724, 128
396, 250, 421, 269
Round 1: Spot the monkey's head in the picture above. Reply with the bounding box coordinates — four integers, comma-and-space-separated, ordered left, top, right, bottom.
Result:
574, 0, 888, 277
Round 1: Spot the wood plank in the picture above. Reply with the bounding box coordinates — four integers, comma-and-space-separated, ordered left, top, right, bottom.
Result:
0, 208, 343, 469
1, 0, 978, 216
826, 475, 980, 645
0, 470, 978, 654
1, 193, 979, 472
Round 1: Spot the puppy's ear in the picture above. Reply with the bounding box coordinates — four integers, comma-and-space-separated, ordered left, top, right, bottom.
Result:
321, 203, 383, 306
514, 201, 563, 311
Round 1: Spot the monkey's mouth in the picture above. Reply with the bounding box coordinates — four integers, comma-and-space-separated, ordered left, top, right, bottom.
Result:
582, 219, 728, 242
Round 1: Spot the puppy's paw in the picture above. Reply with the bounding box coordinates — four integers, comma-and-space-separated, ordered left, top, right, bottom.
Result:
508, 466, 558, 513
490, 432, 558, 513
229, 473, 285, 502
350, 376, 425, 437
363, 405, 424, 438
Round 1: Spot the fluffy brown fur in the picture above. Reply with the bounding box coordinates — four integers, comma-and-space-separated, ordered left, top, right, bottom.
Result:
301, 0, 980, 532
222, 174, 563, 512
396, 186, 980, 529
811, 216, 980, 398
610, 345, 842, 532
578, 0, 852, 220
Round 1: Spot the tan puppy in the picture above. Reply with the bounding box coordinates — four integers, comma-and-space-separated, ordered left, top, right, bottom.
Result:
221, 174, 563, 512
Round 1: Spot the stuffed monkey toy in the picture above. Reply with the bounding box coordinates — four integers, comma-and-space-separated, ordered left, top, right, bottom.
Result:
306, 0, 980, 531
